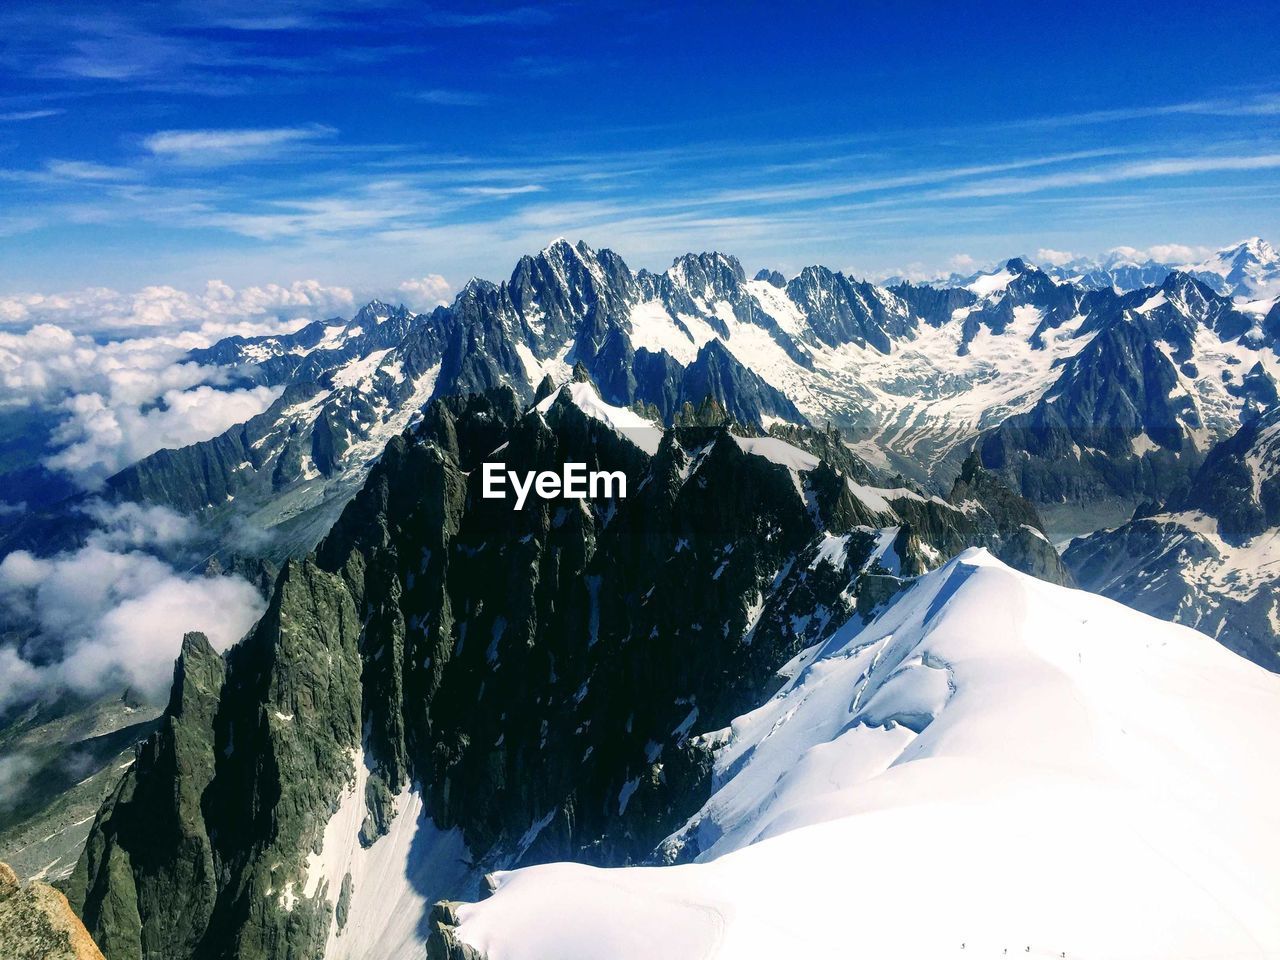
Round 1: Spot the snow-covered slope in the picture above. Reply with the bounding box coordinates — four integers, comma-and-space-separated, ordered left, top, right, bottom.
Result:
448, 550, 1280, 960
300, 750, 471, 960
1185, 237, 1280, 300
534, 380, 662, 456
1017, 238, 1280, 301
1066, 405, 1280, 668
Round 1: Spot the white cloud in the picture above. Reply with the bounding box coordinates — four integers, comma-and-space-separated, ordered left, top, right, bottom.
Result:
1035, 248, 1075, 266
81, 500, 197, 550
0, 750, 38, 811
0, 323, 212, 407
0, 323, 282, 487
0, 268, 433, 488
44, 159, 138, 182
0, 494, 263, 710
456, 184, 545, 198
948, 253, 978, 271
1105, 243, 1211, 264
397, 274, 453, 310
413, 88, 488, 106
45, 383, 282, 487
0, 109, 62, 122
0, 544, 265, 710
0, 278, 355, 336
1145, 243, 1208, 264
934, 153, 1280, 200
0, 277, 355, 486
143, 125, 335, 165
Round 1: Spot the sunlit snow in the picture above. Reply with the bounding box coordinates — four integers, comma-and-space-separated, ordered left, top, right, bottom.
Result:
454, 551, 1280, 960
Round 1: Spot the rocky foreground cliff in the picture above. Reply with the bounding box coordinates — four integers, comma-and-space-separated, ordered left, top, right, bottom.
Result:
0, 862, 104, 960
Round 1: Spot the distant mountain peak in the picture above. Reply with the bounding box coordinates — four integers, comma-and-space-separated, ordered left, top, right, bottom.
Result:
1220, 236, 1274, 258
352, 299, 405, 324
539, 236, 599, 264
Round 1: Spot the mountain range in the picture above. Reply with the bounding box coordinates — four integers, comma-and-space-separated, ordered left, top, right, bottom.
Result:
8, 236, 1273, 569
1, 236, 1279, 960
931, 236, 1280, 300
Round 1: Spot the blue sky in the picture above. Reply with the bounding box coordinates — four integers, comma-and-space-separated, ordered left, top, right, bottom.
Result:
2, 0, 1279, 298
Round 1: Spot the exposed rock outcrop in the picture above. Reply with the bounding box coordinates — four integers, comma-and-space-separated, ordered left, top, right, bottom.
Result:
0, 861, 105, 960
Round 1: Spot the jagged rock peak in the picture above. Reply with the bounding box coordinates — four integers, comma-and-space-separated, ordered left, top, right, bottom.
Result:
457, 276, 499, 300
535, 237, 606, 272
1160, 269, 1212, 296
753, 268, 787, 287
355, 298, 401, 317
533, 374, 557, 403
165, 631, 224, 719
668, 251, 747, 293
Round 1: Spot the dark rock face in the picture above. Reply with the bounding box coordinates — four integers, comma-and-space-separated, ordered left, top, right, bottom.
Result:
975, 270, 1272, 513
784, 266, 913, 352
425, 902, 486, 960
1183, 409, 1280, 544
890, 281, 976, 327
674, 340, 804, 426
70, 567, 364, 959
68, 377, 1065, 960
69, 632, 227, 959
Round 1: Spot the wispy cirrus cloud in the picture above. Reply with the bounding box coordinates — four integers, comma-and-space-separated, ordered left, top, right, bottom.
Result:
0, 109, 62, 122
44, 159, 138, 182
934, 153, 1280, 200
1012, 92, 1280, 129
456, 183, 545, 197
412, 88, 489, 106
423, 6, 558, 28
142, 124, 337, 164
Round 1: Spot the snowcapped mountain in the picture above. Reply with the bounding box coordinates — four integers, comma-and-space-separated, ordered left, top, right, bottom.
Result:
1185, 236, 1280, 300
68, 377, 1069, 960
1065, 402, 1280, 668
49, 238, 1275, 561
1041, 251, 1197, 292
977, 268, 1280, 532
1038, 237, 1280, 300
432, 550, 1280, 960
